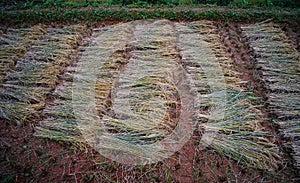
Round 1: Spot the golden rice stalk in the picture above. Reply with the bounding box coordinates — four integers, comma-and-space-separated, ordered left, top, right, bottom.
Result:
36, 22, 134, 146
176, 20, 281, 171
0, 25, 85, 124
0, 24, 47, 84
242, 21, 300, 169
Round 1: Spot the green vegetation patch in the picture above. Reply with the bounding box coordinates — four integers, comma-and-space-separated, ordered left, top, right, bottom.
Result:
1, 8, 299, 25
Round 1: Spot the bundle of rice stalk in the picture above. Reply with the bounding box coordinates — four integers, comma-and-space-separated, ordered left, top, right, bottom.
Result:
107, 20, 180, 138
241, 21, 300, 169
0, 25, 47, 84
35, 66, 86, 148
36, 22, 134, 146
0, 25, 85, 124
35, 20, 281, 168
75, 20, 191, 164
36, 20, 193, 164
176, 20, 281, 171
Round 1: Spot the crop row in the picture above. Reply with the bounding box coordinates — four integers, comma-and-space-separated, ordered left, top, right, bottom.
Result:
242, 21, 300, 169
34, 20, 281, 169
0, 25, 46, 84
0, 25, 85, 124
176, 20, 280, 170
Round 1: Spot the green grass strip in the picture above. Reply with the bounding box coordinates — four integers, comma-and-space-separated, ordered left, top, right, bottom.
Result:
1, 8, 299, 25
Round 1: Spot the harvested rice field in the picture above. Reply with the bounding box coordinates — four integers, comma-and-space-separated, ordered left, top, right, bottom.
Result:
0, 19, 299, 182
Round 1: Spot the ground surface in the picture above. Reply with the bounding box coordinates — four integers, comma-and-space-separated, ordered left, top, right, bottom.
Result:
0, 17, 299, 183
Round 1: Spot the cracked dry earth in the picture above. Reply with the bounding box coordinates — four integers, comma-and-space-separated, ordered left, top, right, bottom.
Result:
0, 19, 299, 182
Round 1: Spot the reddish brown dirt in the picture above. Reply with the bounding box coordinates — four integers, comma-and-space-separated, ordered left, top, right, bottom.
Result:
0, 120, 296, 182
0, 121, 98, 182
172, 70, 195, 183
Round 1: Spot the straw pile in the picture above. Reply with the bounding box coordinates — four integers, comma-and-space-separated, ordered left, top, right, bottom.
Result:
36, 20, 193, 164
0, 25, 85, 124
35, 20, 281, 169
36, 22, 134, 145
0, 25, 46, 84
109, 20, 180, 141
176, 20, 281, 170
242, 21, 300, 169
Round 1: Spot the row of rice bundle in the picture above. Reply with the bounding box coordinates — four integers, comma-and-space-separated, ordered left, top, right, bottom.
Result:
35, 22, 134, 146
0, 25, 46, 84
0, 25, 85, 124
241, 21, 300, 169
107, 20, 183, 146
36, 20, 193, 165
34, 65, 86, 147
73, 20, 195, 165
34, 20, 282, 168
176, 20, 281, 170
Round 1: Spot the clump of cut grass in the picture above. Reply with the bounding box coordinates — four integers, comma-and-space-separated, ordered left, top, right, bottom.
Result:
242, 20, 300, 169
0, 25, 85, 124
0, 24, 46, 84
176, 20, 281, 171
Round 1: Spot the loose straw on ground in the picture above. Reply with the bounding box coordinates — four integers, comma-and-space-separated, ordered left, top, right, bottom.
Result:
0, 25, 46, 84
